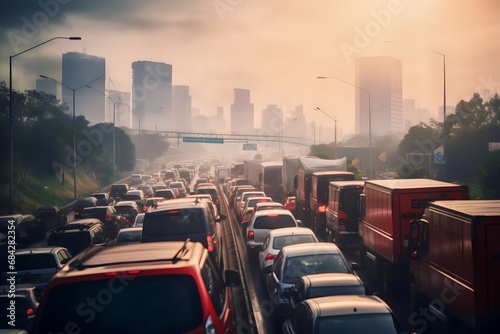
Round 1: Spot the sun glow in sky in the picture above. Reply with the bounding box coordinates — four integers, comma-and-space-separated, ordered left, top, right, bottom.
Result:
1, 0, 499, 136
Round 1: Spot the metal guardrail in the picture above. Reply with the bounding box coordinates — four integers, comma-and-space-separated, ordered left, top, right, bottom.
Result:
60, 175, 132, 216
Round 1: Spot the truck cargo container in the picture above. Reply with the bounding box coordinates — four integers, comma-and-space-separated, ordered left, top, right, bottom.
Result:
309, 171, 355, 239
358, 179, 468, 293
243, 159, 264, 190
325, 180, 365, 246
295, 157, 348, 228
259, 161, 284, 203
408, 200, 500, 332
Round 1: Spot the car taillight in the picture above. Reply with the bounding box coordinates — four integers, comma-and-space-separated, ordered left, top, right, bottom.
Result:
248, 230, 254, 239
142, 206, 147, 211
338, 210, 348, 219
104, 270, 141, 276
104, 211, 111, 221
265, 253, 275, 261
215, 198, 219, 205
26, 308, 34, 316
207, 235, 214, 252
318, 204, 326, 213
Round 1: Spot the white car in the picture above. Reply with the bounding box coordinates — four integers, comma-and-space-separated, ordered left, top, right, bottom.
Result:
258, 227, 318, 274
244, 209, 300, 256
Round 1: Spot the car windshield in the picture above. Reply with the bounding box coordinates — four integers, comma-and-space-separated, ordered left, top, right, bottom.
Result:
272, 234, 316, 250
47, 232, 91, 254
37, 275, 203, 334
308, 285, 366, 299
253, 215, 296, 229
16, 253, 57, 270
283, 254, 349, 284
316, 313, 401, 334
146, 209, 206, 235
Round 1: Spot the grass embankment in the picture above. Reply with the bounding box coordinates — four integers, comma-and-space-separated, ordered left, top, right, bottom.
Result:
12, 170, 105, 213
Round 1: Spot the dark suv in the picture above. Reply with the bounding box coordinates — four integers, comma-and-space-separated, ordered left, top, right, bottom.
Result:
79, 206, 126, 238
46, 219, 108, 255
142, 198, 226, 269
0, 214, 46, 247
73, 197, 98, 219
32, 241, 240, 334
109, 183, 129, 201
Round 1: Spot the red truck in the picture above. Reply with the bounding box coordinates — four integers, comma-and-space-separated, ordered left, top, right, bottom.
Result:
358, 179, 468, 293
325, 180, 365, 247
408, 200, 500, 332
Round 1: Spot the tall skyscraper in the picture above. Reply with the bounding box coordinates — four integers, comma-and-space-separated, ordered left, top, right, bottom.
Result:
172, 85, 192, 132
355, 56, 403, 137
36, 77, 58, 99
261, 104, 283, 134
230, 88, 254, 135
62, 52, 106, 125
131, 61, 172, 131
107, 90, 131, 128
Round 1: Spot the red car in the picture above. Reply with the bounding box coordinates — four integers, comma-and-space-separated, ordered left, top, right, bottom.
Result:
284, 196, 297, 215
32, 241, 241, 334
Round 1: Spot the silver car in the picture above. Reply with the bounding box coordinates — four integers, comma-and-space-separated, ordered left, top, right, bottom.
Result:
258, 227, 318, 274
244, 209, 301, 258
265, 242, 356, 317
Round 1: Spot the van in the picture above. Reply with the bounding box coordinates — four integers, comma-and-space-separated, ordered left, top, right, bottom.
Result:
142, 198, 226, 269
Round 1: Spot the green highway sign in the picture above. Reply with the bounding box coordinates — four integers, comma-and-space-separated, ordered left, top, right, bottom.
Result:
183, 137, 224, 144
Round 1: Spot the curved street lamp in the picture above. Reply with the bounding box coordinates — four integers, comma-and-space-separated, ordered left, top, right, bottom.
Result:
317, 76, 373, 178
9, 36, 81, 212
314, 107, 337, 158
39, 75, 102, 199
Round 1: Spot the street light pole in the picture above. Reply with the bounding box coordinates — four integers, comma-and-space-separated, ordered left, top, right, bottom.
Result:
317, 76, 373, 178
8, 36, 81, 212
314, 107, 337, 158
40, 75, 101, 199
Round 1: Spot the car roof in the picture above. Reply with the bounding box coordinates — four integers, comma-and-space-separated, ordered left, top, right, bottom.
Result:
246, 196, 272, 203
148, 197, 210, 212
267, 227, 315, 238
115, 201, 138, 206
117, 227, 143, 233
305, 295, 392, 317
16, 246, 69, 255
281, 242, 342, 257
60, 241, 206, 274
300, 273, 363, 288
252, 209, 295, 218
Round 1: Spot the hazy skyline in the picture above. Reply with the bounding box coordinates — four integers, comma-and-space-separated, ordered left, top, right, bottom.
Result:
2, 0, 499, 137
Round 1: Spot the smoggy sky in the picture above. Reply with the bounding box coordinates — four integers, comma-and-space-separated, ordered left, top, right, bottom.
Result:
1, 0, 499, 136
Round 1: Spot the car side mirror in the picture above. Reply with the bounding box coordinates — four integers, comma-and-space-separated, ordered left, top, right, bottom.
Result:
296, 220, 303, 227
241, 221, 249, 230
350, 262, 361, 271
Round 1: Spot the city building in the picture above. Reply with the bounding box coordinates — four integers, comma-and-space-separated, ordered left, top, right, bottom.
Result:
230, 88, 254, 135
106, 90, 131, 128
355, 56, 403, 137
36, 77, 58, 99
131, 61, 172, 132
62, 52, 106, 125
172, 85, 192, 132
261, 104, 283, 135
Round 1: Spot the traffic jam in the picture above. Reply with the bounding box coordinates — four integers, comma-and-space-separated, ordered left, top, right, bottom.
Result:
1, 158, 498, 333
